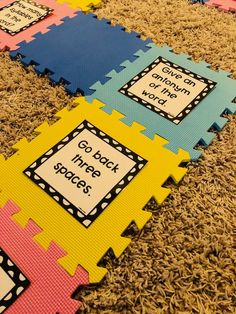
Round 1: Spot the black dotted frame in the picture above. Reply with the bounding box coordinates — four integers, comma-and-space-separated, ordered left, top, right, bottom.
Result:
24, 120, 147, 228
0, 0, 53, 36
119, 56, 217, 124
0, 248, 30, 314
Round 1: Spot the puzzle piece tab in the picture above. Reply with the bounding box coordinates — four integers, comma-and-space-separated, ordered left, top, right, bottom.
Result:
0, 201, 89, 314
0, 0, 77, 51
87, 43, 236, 160
0, 97, 189, 283
10, 12, 152, 95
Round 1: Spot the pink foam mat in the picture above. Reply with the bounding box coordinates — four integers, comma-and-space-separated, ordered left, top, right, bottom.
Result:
206, 0, 236, 12
0, 201, 89, 313
0, 0, 78, 50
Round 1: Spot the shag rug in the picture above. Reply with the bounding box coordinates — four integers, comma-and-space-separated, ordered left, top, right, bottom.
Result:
0, 0, 235, 313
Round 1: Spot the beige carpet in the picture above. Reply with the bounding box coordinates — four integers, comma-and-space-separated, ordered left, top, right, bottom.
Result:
0, 0, 235, 313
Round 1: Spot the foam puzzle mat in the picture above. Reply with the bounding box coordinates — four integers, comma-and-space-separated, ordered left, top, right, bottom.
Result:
192, 0, 208, 3
10, 12, 152, 95
88, 43, 236, 160
0, 0, 77, 51
206, 0, 236, 12
1, 0, 235, 312
0, 97, 189, 284
0, 201, 89, 313
192, 0, 236, 13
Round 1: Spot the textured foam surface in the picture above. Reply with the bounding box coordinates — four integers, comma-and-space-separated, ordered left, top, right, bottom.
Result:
88, 42, 236, 160
0, 201, 89, 313
57, 0, 101, 11
206, 0, 236, 12
192, 0, 236, 13
10, 12, 152, 95
0, 0, 77, 51
0, 97, 189, 283
1, 0, 235, 312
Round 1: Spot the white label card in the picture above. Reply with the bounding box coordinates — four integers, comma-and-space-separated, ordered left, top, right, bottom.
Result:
0, 268, 14, 300
24, 121, 147, 227
119, 57, 217, 124
0, 249, 30, 314
0, 0, 53, 35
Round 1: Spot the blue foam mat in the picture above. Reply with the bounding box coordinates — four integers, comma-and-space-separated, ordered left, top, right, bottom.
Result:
10, 12, 152, 95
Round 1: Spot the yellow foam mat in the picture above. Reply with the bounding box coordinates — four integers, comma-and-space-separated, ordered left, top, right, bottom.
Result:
0, 98, 189, 283
57, 0, 101, 11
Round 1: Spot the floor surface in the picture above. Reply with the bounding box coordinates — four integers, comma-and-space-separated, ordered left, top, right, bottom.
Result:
0, 0, 235, 313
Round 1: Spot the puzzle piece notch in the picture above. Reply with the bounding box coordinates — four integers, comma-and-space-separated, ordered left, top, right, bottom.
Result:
0, 0, 78, 51
0, 97, 190, 283
10, 12, 152, 95
0, 201, 89, 313
88, 42, 236, 160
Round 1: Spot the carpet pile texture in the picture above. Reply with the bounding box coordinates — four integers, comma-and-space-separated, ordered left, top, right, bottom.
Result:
0, 0, 235, 313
